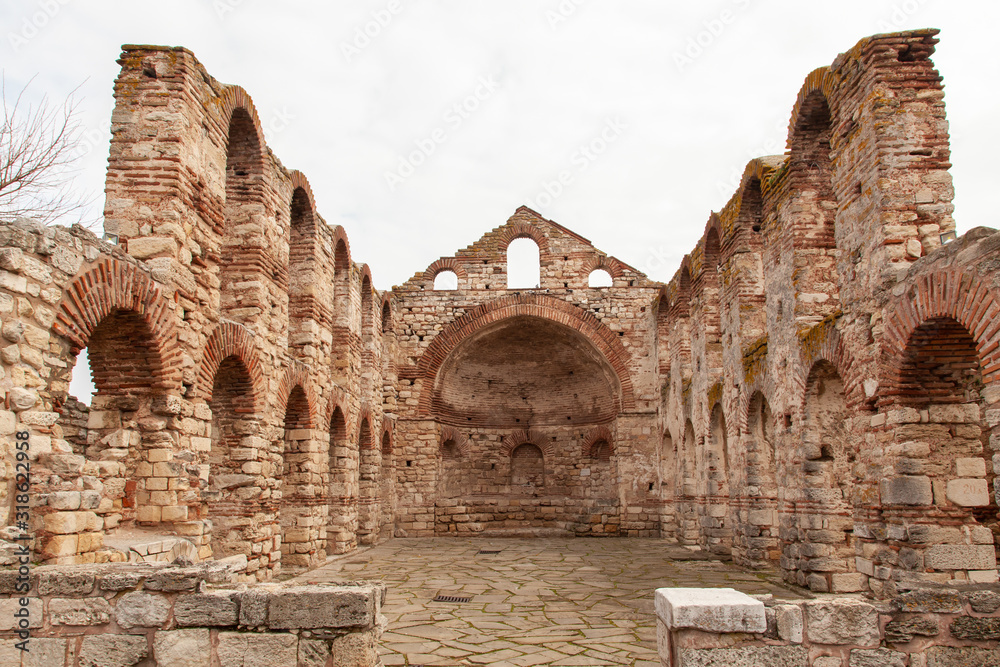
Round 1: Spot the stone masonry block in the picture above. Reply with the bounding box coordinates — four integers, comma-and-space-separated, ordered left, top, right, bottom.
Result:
880, 476, 932, 505
802, 598, 879, 646
174, 591, 240, 626
114, 591, 171, 629
217, 632, 297, 667
267, 585, 375, 630
78, 634, 148, 667
655, 588, 766, 633
925, 544, 997, 570
153, 629, 211, 667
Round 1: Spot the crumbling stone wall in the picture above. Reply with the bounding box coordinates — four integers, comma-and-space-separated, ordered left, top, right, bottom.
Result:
0, 559, 385, 666
658, 28, 999, 595
391, 208, 663, 537
654, 585, 1000, 667
1, 29, 997, 602
0, 45, 391, 580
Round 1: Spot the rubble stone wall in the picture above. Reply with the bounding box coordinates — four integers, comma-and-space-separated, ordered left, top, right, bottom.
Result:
655, 585, 1000, 667
0, 560, 384, 667
657, 28, 1000, 594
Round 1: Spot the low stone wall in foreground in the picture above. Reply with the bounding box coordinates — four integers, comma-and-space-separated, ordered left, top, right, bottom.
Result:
655, 585, 1000, 666
0, 559, 385, 666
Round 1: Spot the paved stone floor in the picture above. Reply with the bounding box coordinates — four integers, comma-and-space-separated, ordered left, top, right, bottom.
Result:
296, 538, 804, 666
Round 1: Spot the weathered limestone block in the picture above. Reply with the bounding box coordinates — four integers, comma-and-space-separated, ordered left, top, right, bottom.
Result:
880, 476, 932, 505
949, 616, 1000, 641
925, 646, 1000, 666
802, 599, 879, 646
925, 544, 997, 570
78, 635, 148, 667
174, 591, 240, 626
884, 616, 940, 643
217, 632, 297, 667
114, 591, 171, 629
267, 585, 376, 629
896, 588, 963, 614
0, 597, 42, 630
49, 597, 112, 625
967, 590, 1000, 613
850, 648, 906, 667
775, 604, 803, 643
676, 646, 809, 667
945, 478, 990, 506
152, 629, 211, 667
655, 588, 766, 633
38, 569, 97, 595
22, 638, 71, 667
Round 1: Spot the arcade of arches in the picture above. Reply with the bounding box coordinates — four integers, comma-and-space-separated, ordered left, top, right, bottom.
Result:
2, 29, 998, 598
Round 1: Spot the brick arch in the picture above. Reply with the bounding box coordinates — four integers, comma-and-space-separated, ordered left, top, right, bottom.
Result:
500, 430, 554, 458
702, 214, 723, 267
324, 385, 350, 422
581, 254, 625, 279
582, 425, 615, 459
416, 294, 636, 415
423, 257, 467, 282
795, 316, 863, 410
380, 423, 394, 454
786, 67, 838, 152
331, 225, 352, 268
287, 170, 320, 328
497, 222, 550, 253
274, 363, 317, 427
669, 259, 693, 317
738, 363, 778, 436
880, 270, 1000, 403
439, 425, 471, 457
219, 85, 267, 163
196, 321, 265, 404
288, 170, 317, 212
720, 159, 775, 251
356, 408, 375, 449
53, 258, 182, 392
380, 293, 393, 334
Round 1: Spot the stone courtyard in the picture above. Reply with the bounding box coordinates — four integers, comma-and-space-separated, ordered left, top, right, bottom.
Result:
296, 538, 801, 666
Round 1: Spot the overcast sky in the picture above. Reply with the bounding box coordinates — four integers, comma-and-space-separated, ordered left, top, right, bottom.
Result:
3, 0, 997, 294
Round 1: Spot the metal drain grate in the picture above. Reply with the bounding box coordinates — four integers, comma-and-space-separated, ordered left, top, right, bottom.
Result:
433, 594, 471, 603
477, 549, 502, 555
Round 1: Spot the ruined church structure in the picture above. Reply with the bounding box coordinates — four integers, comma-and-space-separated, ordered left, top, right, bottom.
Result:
3, 28, 998, 598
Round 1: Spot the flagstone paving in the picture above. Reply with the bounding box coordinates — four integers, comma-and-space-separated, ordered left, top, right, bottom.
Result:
293, 538, 806, 666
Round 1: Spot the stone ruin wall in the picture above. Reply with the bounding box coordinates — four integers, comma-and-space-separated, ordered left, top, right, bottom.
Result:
391, 208, 663, 538
654, 585, 1000, 666
658, 28, 1000, 595
0, 44, 398, 581
0, 559, 385, 666
0, 27, 994, 617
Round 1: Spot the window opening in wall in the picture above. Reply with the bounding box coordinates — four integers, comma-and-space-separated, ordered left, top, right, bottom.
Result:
588, 269, 613, 288
69, 347, 96, 407
434, 270, 458, 290
507, 237, 540, 288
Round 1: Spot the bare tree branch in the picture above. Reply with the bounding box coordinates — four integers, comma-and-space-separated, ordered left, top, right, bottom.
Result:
0, 73, 95, 227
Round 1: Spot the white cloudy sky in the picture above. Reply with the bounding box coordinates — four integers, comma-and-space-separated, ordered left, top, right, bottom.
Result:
2, 0, 997, 293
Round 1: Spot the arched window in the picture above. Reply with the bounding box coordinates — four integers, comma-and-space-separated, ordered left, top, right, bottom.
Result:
588, 269, 613, 288
433, 270, 458, 290
591, 440, 612, 461
361, 275, 373, 338
207, 355, 256, 559
381, 301, 391, 333
507, 237, 540, 289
